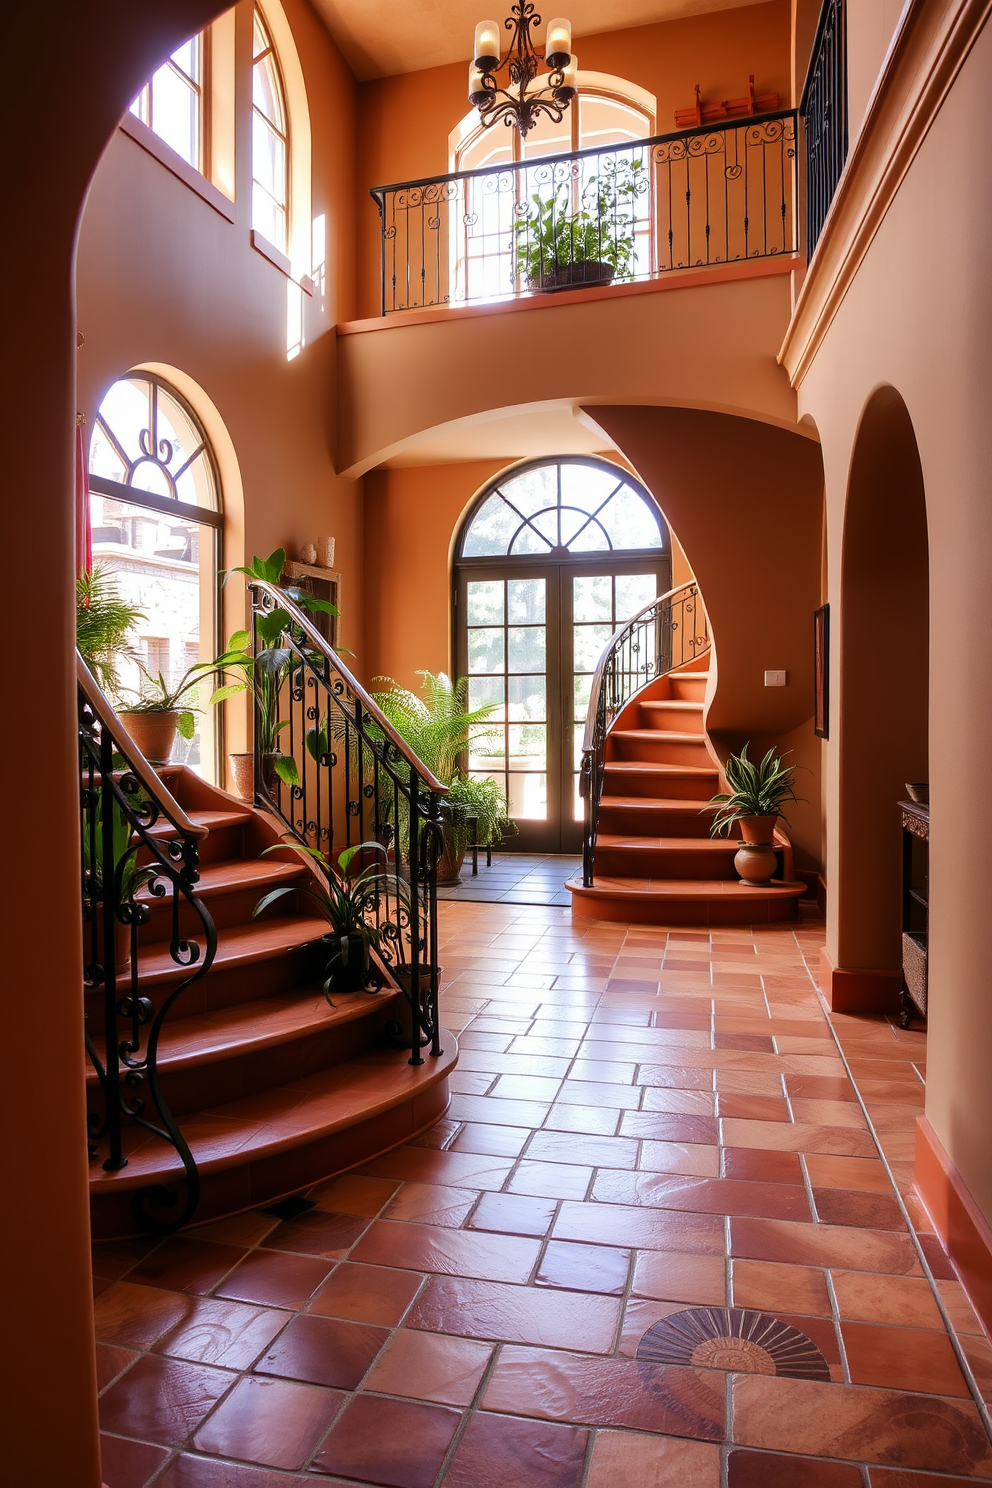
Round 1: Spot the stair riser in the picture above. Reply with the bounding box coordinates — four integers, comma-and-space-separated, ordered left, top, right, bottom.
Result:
598, 807, 716, 837
594, 848, 739, 880
670, 677, 707, 701
89, 1081, 451, 1240
609, 738, 711, 766
639, 704, 704, 732
603, 770, 717, 800
138, 879, 308, 938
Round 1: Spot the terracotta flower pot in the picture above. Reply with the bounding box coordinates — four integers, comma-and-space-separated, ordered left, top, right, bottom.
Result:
532, 261, 615, 292
437, 805, 467, 885
734, 843, 778, 886
117, 709, 178, 766
738, 814, 778, 845
228, 752, 254, 800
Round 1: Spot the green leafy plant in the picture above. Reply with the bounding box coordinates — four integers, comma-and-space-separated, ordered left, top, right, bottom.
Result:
513, 156, 647, 288
75, 565, 146, 695
114, 664, 206, 742
253, 837, 409, 999
82, 794, 159, 909
706, 745, 804, 838
370, 671, 499, 785
444, 772, 514, 850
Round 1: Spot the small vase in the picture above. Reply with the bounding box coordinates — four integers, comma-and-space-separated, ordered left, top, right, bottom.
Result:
117, 710, 178, 767
734, 843, 778, 885
228, 752, 254, 800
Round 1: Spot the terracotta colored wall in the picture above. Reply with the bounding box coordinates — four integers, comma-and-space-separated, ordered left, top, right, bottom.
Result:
846, 0, 905, 140
797, 20, 992, 1223
355, 1, 792, 318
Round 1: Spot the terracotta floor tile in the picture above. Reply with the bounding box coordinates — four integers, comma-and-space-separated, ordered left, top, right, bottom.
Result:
128, 1238, 248, 1296
97, 1342, 138, 1394
585, 1429, 721, 1487
867, 1473, 985, 1487
593, 1170, 810, 1221
619, 1110, 719, 1144
730, 1217, 922, 1275
785, 1076, 858, 1102
727, 1449, 863, 1486
308, 1174, 400, 1216
721, 1119, 877, 1157
959, 1331, 992, 1403
918, 1233, 957, 1281
193, 1374, 344, 1470
153, 1295, 288, 1370
638, 1141, 721, 1177
468, 1191, 558, 1237
382, 1182, 478, 1228
94, 1282, 192, 1349
936, 1278, 988, 1336
190, 1212, 282, 1249
715, 1032, 775, 1052
630, 1251, 727, 1305
803, 1154, 893, 1193
634, 1088, 716, 1116
637, 1064, 715, 1090
92, 1237, 159, 1282
723, 1148, 804, 1184
841, 1320, 970, 1396
450, 1122, 532, 1157
215, 1250, 335, 1311
554, 1198, 725, 1255
408, 1275, 621, 1352
831, 1271, 944, 1328
359, 1147, 515, 1190
363, 1329, 492, 1406
507, 1159, 592, 1200
731, 1259, 833, 1316
813, 1187, 905, 1230
308, 1261, 423, 1326
255, 1311, 388, 1389
350, 1219, 540, 1283
311, 1393, 461, 1487
731, 1372, 992, 1475
483, 1344, 725, 1438
98, 1433, 170, 1488
718, 1095, 791, 1122
558, 1079, 643, 1110
791, 1098, 869, 1129
442, 1411, 588, 1488
536, 1239, 630, 1295
543, 1103, 623, 1136
714, 1071, 785, 1096
153, 1455, 310, 1487
99, 1354, 234, 1447
778, 1311, 842, 1365
527, 1129, 638, 1168
260, 1210, 371, 1259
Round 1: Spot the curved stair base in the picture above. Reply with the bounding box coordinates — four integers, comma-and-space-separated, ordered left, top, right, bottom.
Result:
567, 876, 806, 925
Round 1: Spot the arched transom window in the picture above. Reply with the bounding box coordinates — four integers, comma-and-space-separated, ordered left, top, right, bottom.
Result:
252, 7, 290, 252
461, 459, 664, 558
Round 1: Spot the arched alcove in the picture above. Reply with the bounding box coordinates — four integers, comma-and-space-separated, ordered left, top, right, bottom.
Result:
836, 386, 929, 1001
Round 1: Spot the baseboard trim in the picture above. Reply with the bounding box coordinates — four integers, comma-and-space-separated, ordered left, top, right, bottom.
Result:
819, 947, 903, 1013
916, 1114, 992, 1336
797, 869, 827, 914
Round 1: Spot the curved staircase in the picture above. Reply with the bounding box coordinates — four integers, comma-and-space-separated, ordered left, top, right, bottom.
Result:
86, 765, 456, 1239
567, 665, 806, 925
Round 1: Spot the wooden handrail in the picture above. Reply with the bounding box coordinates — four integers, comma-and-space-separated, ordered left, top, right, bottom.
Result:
581, 581, 707, 756
248, 579, 450, 797
76, 652, 208, 840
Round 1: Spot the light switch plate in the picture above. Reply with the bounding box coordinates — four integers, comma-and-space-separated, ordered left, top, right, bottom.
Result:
764, 669, 787, 687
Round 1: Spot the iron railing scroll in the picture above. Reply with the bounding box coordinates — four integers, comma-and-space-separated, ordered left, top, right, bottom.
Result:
79, 654, 217, 1233
580, 582, 710, 887
372, 111, 798, 314
247, 580, 447, 1068
801, 0, 848, 256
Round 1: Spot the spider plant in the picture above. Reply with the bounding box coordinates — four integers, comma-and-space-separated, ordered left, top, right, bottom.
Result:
114, 663, 206, 742
253, 838, 410, 998
706, 745, 803, 838
75, 565, 146, 695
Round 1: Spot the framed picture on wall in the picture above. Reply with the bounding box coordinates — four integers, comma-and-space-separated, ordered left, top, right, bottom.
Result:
814, 603, 829, 739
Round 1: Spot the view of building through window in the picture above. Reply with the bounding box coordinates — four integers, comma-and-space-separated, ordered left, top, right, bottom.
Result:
129, 34, 203, 171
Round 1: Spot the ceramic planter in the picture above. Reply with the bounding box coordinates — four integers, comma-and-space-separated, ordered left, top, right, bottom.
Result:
531, 260, 615, 292
117, 709, 178, 766
228, 752, 254, 800
437, 803, 468, 885
734, 843, 778, 885
738, 814, 778, 845
261, 751, 285, 794
324, 933, 373, 992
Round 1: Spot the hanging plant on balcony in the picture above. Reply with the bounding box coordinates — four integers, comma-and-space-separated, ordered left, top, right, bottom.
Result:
513, 156, 647, 292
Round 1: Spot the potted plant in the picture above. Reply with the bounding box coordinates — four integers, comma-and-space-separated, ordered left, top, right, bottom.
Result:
706, 745, 803, 886
370, 671, 510, 884
211, 548, 338, 797
114, 664, 204, 766
252, 837, 409, 996
82, 794, 159, 971
75, 565, 146, 695
513, 156, 646, 292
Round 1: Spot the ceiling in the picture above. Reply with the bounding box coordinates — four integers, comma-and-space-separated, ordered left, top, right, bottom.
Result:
381, 404, 615, 468
310, 0, 772, 81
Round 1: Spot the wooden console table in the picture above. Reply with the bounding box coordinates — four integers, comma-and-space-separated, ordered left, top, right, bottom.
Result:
899, 799, 929, 1028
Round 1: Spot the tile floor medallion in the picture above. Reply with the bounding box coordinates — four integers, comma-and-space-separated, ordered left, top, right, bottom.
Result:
93, 902, 992, 1487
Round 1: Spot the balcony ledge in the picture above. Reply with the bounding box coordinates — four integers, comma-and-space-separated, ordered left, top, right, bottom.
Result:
339, 255, 802, 338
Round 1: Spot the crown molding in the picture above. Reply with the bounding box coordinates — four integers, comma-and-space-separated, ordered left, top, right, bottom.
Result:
779, 0, 992, 387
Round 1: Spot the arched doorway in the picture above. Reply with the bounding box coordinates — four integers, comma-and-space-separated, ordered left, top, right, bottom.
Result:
455, 456, 671, 852
837, 387, 929, 1003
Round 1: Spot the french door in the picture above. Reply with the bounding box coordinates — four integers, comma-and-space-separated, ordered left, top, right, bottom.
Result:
457, 554, 671, 852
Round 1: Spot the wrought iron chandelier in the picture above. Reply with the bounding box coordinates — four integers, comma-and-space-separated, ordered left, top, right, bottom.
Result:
468, 3, 575, 136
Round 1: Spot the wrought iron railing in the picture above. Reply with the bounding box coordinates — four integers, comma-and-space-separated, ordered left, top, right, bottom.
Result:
579, 582, 710, 887
801, 0, 848, 255
79, 654, 217, 1232
372, 111, 798, 314
246, 580, 446, 1067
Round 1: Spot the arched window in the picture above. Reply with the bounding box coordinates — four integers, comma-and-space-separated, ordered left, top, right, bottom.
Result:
455, 458, 670, 852
89, 374, 223, 777
252, 7, 290, 253
130, 33, 204, 171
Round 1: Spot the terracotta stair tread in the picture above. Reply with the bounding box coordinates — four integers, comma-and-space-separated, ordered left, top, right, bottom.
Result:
135, 856, 305, 903
83, 985, 399, 1082
611, 730, 708, 743
92, 913, 330, 991
603, 762, 718, 776
567, 876, 804, 899
640, 700, 703, 711
145, 806, 252, 840
596, 835, 738, 851
600, 796, 719, 812
88, 1030, 458, 1190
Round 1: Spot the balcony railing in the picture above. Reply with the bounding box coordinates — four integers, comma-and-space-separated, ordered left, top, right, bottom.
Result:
801, 0, 848, 254
371, 111, 797, 316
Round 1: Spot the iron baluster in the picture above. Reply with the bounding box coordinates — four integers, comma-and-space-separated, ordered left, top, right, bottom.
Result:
802, 0, 847, 256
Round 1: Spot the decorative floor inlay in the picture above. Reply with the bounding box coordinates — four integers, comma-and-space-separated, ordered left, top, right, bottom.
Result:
637, 1307, 832, 1381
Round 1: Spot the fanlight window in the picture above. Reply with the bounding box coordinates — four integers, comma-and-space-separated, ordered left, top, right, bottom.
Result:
89, 375, 222, 775
460, 459, 664, 558
130, 34, 204, 171
252, 9, 290, 252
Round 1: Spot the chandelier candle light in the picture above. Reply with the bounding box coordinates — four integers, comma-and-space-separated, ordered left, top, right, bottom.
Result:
469, 3, 575, 136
